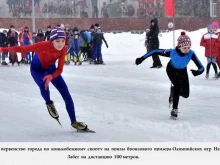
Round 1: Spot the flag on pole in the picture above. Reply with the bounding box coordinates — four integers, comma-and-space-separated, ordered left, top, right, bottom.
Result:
164, 0, 174, 17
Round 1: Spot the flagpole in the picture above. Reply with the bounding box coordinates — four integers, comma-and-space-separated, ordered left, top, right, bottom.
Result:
32, 0, 36, 32
173, 0, 175, 48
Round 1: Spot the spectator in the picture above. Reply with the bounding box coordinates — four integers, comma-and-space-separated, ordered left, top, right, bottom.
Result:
146, 18, 162, 68
91, 0, 98, 18
0, 30, 8, 65
44, 25, 51, 41
101, 2, 109, 18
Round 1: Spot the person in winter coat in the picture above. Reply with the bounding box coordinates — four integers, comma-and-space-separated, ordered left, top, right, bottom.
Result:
89, 24, 96, 61
101, 2, 109, 18
91, 0, 98, 18
200, 24, 219, 79
146, 18, 162, 68
35, 29, 45, 43
135, 31, 204, 118
0, 27, 89, 131
69, 27, 82, 65
64, 24, 71, 65
18, 27, 26, 63
7, 25, 18, 39
80, 29, 92, 59
0, 30, 8, 65
21, 26, 32, 64
91, 27, 108, 64
79, 30, 89, 61
32, 29, 45, 59
7, 25, 19, 63
7, 28, 20, 66
44, 25, 51, 41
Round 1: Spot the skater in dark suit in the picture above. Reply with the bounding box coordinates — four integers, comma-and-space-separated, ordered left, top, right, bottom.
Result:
136, 31, 204, 118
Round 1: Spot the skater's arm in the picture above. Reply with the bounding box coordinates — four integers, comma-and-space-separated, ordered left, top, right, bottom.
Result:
135, 49, 171, 65
1, 42, 43, 53
143, 49, 171, 58
191, 53, 204, 72
51, 48, 66, 79
190, 52, 204, 76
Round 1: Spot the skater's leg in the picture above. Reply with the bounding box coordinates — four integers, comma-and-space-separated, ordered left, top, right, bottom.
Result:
171, 79, 181, 109
167, 67, 189, 111
51, 75, 76, 123
30, 54, 52, 104
178, 70, 190, 99
166, 62, 181, 109
171, 68, 190, 109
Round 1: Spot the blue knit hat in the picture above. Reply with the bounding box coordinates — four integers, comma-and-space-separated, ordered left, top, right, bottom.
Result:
50, 27, 66, 42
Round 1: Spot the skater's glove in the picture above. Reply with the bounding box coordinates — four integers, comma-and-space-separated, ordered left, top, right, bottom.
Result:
135, 56, 144, 65
190, 69, 200, 76
43, 75, 53, 90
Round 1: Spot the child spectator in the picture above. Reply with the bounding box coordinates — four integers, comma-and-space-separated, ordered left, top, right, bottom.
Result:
200, 24, 219, 79
21, 26, 32, 64
91, 27, 108, 64
69, 27, 82, 65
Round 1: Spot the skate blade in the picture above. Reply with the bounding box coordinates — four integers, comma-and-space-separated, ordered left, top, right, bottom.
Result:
76, 128, 96, 133
56, 119, 62, 128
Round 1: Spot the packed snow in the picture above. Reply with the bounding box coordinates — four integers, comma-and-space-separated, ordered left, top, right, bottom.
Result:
0, 28, 220, 142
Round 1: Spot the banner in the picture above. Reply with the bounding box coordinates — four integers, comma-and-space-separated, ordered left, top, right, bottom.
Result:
164, 0, 175, 17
